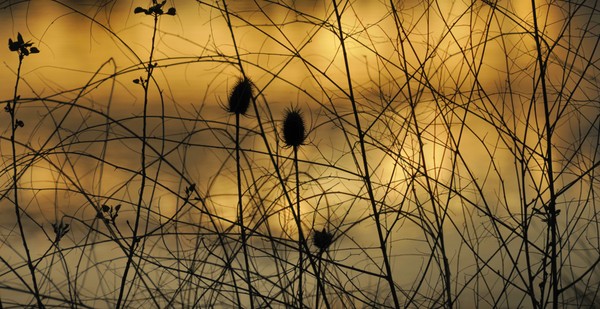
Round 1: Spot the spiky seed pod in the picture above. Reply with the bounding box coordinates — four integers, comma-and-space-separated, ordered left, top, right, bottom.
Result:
227, 77, 253, 115
282, 107, 306, 147
313, 228, 333, 252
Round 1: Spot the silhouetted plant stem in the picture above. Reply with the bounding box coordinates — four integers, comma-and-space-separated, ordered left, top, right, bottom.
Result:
388, 2, 455, 307
10, 46, 44, 309
294, 145, 303, 307
315, 254, 322, 309
222, 1, 255, 307
282, 106, 307, 307
398, 37, 454, 309
235, 112, 254, 309
531, 1, 559, 307
254, 104, 329, 309
116, 9, 159, 309
520, 131, 538, 307
313, 228, 333, 309
332, 1, 400, 307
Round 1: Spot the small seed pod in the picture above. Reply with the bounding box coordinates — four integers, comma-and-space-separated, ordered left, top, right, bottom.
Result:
227, 77, 253, 115
313, 228, 333, 252
282, 107, 306, 147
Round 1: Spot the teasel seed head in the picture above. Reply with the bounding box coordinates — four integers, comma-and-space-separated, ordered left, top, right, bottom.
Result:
227, 77, 253, 115
282, 107, 306, 148
313, 228, 333, 253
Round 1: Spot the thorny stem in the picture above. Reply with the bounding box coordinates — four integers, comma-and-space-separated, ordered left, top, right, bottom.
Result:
332, 1, 400, 307
315, 251, 324, 309
10, 48, 45, 309
294, 146, 303, 308
221, 1, 254, 307
531, 1, 559, 307
236, 112, 254, 309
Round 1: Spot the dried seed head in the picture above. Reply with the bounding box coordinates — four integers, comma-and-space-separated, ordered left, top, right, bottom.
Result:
313, 228, 333, 252
282, 107, 306, 147
227, 77, 253, 115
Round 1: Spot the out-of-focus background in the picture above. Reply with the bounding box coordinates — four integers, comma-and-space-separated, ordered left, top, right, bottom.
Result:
1, 0, 599, 307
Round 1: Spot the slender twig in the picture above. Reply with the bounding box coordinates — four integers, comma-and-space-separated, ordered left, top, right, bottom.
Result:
294, 146, 303, 308
222, 1, 255, 307
8, 37, 44, 309
531, 1, 559, 307
116, 8, 159, 309
331, 1, 400, 307
236, 111, 254, 309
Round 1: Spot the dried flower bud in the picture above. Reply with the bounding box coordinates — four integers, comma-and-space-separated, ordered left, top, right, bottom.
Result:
166, 7, 176, 16
52, 221, 70, 243
8, 38, 18, 51
8, 32, 39, 56
227, 77, 253, 115
282, 107, 306, 147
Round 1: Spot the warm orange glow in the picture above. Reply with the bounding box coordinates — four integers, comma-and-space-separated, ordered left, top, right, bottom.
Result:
1, 0, 599, 308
